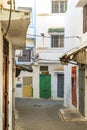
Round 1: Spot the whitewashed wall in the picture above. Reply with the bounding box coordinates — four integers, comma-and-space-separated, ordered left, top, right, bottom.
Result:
32, 65, 39, 98
64, 0, 84, 109
36, 15, 65, 47
35, 0, 65, 99
15, 71, 33, 97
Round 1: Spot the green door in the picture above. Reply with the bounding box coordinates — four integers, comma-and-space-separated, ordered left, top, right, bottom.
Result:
40, 74, 51, 98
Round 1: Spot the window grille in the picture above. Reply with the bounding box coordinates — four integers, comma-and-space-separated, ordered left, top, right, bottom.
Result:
52, 1, 67, 13
18, 49, 31, 62
40, 66, 48, 71
23, 77, 32, 86
51, 35, 64, 48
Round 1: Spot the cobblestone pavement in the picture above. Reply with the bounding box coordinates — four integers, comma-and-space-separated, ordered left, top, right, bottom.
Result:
15, 98, 87, 130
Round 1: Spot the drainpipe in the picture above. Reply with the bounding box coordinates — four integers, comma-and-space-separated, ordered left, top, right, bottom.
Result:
31, 0, 36, 64
34, 0, 36, 47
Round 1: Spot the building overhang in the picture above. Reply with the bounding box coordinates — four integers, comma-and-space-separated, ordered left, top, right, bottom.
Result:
16, 64, 33, 77
0, 8, 30, 49
60, 43, 87, 65
76, 0, 87, 7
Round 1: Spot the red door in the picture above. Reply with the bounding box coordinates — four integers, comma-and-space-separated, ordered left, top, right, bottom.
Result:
72, 66, 77, 107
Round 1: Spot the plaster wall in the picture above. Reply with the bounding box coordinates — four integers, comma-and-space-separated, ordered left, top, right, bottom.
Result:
32, 65, 39, 98
15, 0, 35, 8
64, 0, 84, 110
15, 71, 33, 97
49, 64, 58, 99
36, 15, 65, 47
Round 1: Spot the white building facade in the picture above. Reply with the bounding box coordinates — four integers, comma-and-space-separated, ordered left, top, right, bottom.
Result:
61, 0, 87, 118
15, 0, 67, 99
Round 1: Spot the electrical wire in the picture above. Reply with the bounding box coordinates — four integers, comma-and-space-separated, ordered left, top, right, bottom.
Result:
4, 0, 12, 36
27, 33, 80, 39
27, 34, 51, 38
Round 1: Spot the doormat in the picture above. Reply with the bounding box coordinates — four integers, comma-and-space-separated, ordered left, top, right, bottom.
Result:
60, 108, 87, 122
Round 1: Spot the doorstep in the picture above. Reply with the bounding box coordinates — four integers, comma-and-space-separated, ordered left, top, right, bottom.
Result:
60, 108, 87, 122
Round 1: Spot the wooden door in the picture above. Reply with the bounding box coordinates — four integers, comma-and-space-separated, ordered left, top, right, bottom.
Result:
40, 74, 51, 98
72, 66, 77, 107
3, 56, 9, 130
3, 37, 9, 130
57, 74, 64, 97
79, 65, 85, 116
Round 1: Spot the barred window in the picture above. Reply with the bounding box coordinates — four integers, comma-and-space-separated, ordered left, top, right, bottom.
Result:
51, 35, 64, 48
23, 77, 32, 86
18, 50, 31, 62
52, 1, 67, 13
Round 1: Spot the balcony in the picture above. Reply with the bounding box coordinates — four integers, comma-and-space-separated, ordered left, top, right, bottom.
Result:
35, 47, 64, 64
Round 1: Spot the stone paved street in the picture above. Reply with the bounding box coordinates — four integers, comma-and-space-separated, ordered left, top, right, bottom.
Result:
15, 98, 87, 130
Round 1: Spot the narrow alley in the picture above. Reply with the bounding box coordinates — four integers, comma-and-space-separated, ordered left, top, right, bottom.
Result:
15, 98, 87, 130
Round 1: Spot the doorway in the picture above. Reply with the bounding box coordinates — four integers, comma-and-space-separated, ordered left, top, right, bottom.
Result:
3, 37, 9, 130
40, 74, 51, 98
79, 65, 85, 116
57, 73, 64, 97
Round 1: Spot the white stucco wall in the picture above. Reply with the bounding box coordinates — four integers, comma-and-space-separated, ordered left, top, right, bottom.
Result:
36, 15, 65, 47
15, 71, 33, 97
49, 64, 58, 99
32, 65, 39, 98
36, 0, 51, 14
64, 0, 86, 110
15, 0, 35, 8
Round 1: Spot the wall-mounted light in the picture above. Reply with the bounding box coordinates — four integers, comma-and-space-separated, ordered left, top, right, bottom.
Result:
41, 33, 44, 37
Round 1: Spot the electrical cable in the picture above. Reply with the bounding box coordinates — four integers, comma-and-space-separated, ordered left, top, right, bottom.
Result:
27, 33, 80, 39
27, 34, 51, 38
4, 0, 12, 36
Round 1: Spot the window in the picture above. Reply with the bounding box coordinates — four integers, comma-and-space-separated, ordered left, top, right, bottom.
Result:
83, 4, 87, 33
51, 35, 64, 47
23, 77, 32, 86
18, 49, 31, 62
52, 0, 67, 13
40, 66, 48, 71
